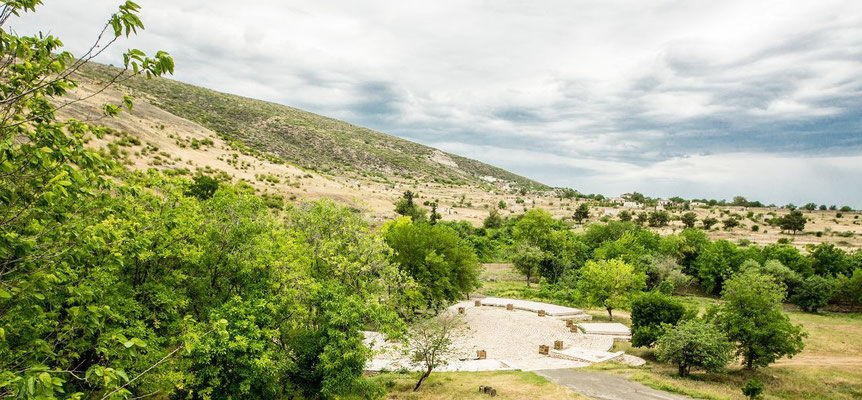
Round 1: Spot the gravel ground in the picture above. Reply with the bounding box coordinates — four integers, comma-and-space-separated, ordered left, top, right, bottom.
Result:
367, 300, 617, 371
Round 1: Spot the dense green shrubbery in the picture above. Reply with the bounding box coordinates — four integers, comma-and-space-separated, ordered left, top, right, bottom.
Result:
454, 215, 862, 312
630, 292, 690, 347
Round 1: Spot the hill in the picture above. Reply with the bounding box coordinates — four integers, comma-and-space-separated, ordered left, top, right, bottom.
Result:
78, 62, 544, 189
57, 62, 862, 249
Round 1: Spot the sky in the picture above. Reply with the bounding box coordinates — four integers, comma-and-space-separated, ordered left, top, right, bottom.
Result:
12, 1, 862, 207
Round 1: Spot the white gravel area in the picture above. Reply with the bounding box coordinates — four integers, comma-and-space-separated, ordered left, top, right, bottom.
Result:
367, 299, 618, 372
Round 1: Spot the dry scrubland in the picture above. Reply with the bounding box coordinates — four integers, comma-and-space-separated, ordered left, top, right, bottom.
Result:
478, 265, 862, 400
63, 70, 861, 252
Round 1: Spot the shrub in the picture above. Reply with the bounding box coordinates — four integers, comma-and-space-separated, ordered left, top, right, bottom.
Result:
792, 276, 836, 312
742, 378, 764, 399
656, 319, 734, 377
631, 291, 688, 347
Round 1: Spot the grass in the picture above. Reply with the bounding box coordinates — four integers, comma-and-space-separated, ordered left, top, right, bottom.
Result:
368, 371, 586, 399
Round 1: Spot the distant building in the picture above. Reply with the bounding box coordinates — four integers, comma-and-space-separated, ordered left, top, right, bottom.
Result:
657, 199, 671, 207
622, 202, 643, 209
691, 201, 707, 207
610, 197, 625, 204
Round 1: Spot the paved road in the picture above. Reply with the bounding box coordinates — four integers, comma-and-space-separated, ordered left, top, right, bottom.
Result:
535, 369, 691, 400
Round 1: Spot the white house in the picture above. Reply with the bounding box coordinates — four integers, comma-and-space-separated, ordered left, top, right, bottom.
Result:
622, 201, 643, 209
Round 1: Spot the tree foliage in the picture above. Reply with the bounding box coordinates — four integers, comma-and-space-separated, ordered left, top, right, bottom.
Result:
712, 271, 806, 369
577, 259, 645, 321
630, 291, 688, 347
384, 219, 480, 310
656, 319, 734, 377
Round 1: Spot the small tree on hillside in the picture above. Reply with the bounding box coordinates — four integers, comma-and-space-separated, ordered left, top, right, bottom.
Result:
702, 217, 719, 229
511, 242, 545, 288
407, 313, 466, 391
648, 211, 670, 227
656, 319, 733, 377
483, 208, 503, 229
395, 190, 426, 221
619, 210, 633, 222
578, 259, 645, 321
779, 210, 806, 235
573, 203, 590, 223
186, 174, 220, 200
681, 212, 697, 228
723, 217, 740, 230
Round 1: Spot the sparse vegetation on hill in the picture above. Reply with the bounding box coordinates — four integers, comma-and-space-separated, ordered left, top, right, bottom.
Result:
77, 62, 544, 190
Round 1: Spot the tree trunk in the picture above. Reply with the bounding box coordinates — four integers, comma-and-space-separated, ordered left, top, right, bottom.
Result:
607, 307, 613, 321
526, 272, 531, 288
414, 367, 432, 391
678, 363, 686, 377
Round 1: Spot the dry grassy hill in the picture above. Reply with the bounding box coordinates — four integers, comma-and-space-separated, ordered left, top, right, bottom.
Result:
58, 63, 862, 250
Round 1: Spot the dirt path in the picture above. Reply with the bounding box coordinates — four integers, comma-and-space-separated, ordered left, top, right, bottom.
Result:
534, 369, 691, 400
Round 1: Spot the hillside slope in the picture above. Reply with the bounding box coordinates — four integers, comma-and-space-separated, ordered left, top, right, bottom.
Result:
79, 63, 544, 189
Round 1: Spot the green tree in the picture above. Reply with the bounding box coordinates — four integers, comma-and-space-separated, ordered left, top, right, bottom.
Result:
722, 217, 740, 230
407, 313, 466, 392
791, 276, 835, 312
701, 216, 719, 229
511, 242, 545, 288
483, 208, 503, 229
577, 259, 645, 321
656, 319, 734, 377
395, 190, 426, 221
618, 210, 633, 222
630, 291, 688, 347
648, 210, 670, 227
779, 210, 806, 234
695, 240, 744, 294
807, 243, 850, 277
713, 271, 806, 369
384, 219, 480, 310
681, 212, 697, 228
186, 174, 220, 200
635, 211, 649, 226
0, 2, 176, 397
513, 208, 555, 248
573, 203, 590, 223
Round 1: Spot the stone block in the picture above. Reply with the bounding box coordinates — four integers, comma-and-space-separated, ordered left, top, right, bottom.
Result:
554, 340, 563, 350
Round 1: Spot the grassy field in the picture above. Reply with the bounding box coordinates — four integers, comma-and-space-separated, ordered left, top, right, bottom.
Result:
368, 371, 585, 399
477, 265, 862, 400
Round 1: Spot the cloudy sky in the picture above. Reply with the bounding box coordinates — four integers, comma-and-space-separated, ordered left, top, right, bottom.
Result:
13, 1, 862, 207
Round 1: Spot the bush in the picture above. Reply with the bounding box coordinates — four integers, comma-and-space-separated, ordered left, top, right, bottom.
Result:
792, 276, 835, 312
742, 378, 764, 399
631, 291, 688, 347
656, 319, 734, 377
